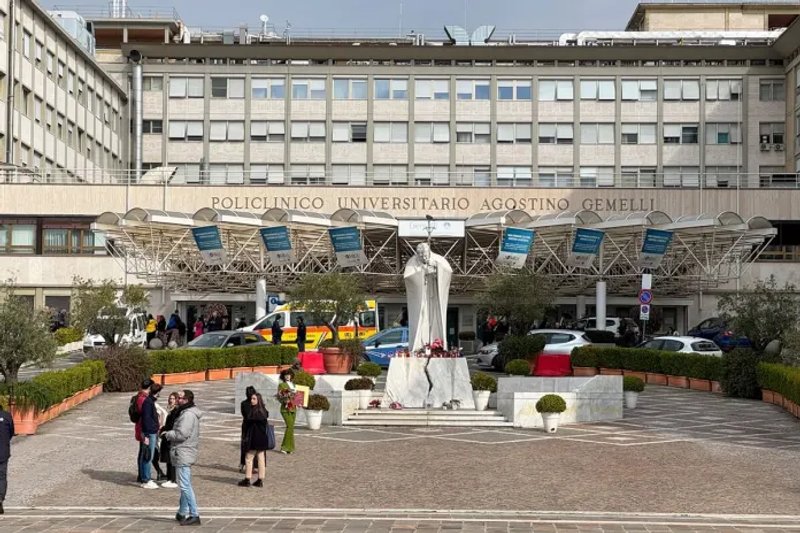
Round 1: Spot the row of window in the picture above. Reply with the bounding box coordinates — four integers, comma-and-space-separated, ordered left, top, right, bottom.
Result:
0, 219, 104, 255
157, 120, 782, 145
155, 76, 785, 102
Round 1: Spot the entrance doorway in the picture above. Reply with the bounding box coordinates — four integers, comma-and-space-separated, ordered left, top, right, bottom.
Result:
446, 307, 459, 349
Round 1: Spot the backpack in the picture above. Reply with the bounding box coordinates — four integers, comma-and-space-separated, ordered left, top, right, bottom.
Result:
128, 394, 141, 423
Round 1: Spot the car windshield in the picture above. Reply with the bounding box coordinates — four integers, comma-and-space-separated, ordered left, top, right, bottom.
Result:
189, 333, 228, 348
691, 341, 720, 352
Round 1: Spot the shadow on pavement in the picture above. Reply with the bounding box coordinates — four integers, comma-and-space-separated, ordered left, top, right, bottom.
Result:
81, 469, 141, 488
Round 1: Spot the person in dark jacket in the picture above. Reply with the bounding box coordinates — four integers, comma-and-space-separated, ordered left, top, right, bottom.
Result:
159, 392, 180, 488
296, 317, 307, 353
238, 393, 269, 487
138, 382, 162, 489
239, 386, 257, 471
0, 403, 15, 514
271, 318, 283, 345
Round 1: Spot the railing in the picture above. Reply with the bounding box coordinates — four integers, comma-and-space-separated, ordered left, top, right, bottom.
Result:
50, 4, 180, 21
759, 245, 800, 262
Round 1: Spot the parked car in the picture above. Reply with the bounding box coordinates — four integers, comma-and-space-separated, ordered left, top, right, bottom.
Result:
362, 327, 409, 367
687, 317, 751, 352
476, 330, 592, 370
575, 316, 639, 338
638, 336, 723, 357
82, 310, 147, 352
187, 330, 269, 349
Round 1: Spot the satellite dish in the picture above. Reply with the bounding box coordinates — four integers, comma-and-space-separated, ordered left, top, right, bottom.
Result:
259, 14, 269, 23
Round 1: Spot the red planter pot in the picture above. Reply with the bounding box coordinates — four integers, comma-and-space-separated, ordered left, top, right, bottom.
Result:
206, 368, 232, 381
599, 368, 623, 376
151, 374, 165, 386
623, 370, 647, 381
573, 366, 599, 376
231, 367, 254, 378
162, 371, 207, 385
10, 405, 38, 435
646, 373, 668, 385
762, 390, 775, 404
253, 365, 279, 374
322, 347, 352, 375
774, 392, 785, 407
711, 381, 722, 393
688, 378, 712, 392
667, 375, 689, 388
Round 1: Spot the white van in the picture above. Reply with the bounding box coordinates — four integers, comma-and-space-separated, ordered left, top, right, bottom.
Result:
82, 310, 147, 352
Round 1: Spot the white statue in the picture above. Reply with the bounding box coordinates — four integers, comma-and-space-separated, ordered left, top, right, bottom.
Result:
404, 243, 453, 352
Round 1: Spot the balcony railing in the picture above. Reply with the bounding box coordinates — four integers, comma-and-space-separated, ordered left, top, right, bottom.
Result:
50, 4, 180, 21
759, 245, 800, 262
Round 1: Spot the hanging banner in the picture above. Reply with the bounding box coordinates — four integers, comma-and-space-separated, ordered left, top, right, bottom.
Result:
568, 228, 605, 268
328, 226, 368, 267
496, 227, 535, 269
191, 226, 226, 266
260, 226, 294, 266
638, 228, 673, 269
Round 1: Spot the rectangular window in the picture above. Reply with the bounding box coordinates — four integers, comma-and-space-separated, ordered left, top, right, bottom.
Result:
759, 79, 785, 102
373, 165, 409, 185
497, 79, 532, 100
760, 122, 785, 145
211, 77, 245, 98
538, 123, 573, 144
456, 79, 490, 100
455, 123, 490, 143
333, 78, 368, 100
250, 121, 285, 142
663, 124, 698, 144
33, 97, 42, 123
415, 79, 449, 100
208, 164, 245, 185
539, 79, 574, 101
663, 166, 700, 188
252, 78, 285, 99
46, 51, 55, 75
579, 167, 615, 187
142, 120, 163, 134
413, 165, 450, 186
0, 221, 36, 254
332, 122, 367, 143
537, 167, 574, 187
57, 61, 65, 88
414, 122, 450, 143
34, 40, 43, 68
580, 123, 615, 145
375, 78, 408, 100
497, 123, 532, 144
209, 121, 245, 141
290, 121, 326, 142
621, 123, 656, 144
167, 120, 204, 141
374, 122, 408, 143
706, 79, 742, 101
42, 223, 103, 255
621, 167, 657, 187
705, 123, 741, 145
497, 166, 533, 187
143, 77, 163, 91
664, 79, 700, 101
704, 166, 740, 188
289, 164, 326, 185
249, 164, 284, 185
67, 71, 75, 94
331, 164, 367, 186
454, 166, 491, 187
22, 31, 31, 58
621, 79, 657, 102
291, 78, 326, 100
580, 79, 616, 101
169, 77, 204, 98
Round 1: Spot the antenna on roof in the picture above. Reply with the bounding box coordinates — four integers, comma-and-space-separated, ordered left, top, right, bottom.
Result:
259, 14, 269, 36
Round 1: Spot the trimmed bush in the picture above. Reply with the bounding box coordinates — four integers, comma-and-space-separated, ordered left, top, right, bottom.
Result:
721, 348, 762, 399
307, 393, 330, 411
148, 349, 207, 374
623, 376, 645, 392
596, 347, 625, 369
241, 346, 281, 367
1, 360, 108, 411
570, 346, 598, 368
54, 327, 83, 346
758, 362, 800, 404
504, 359, 531, 376
535, 394, 567, 413
294, 370, 316, 390
89, 345, 148, 392
470, 372, 497, 392
345, 377, 374, 391
498, 335, 546, 366
356, 362, 382, 378
339, 338, 366, 360
623, 348, 663, 373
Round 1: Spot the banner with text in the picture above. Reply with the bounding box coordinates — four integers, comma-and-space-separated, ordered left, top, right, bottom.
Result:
191, 226, 226, 266
638, 228, 673, 269
568, 228, 605, 269
260, 226, 294, 266
496, 227, 535, 269
328, 226, 368, 267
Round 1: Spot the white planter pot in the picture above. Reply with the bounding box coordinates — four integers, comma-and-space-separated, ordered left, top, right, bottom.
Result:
624, 391, 639, 409
541, 412, 561, 433
358, 390, 371, 410
306, 409, 323, 430
473, 390, 491, 411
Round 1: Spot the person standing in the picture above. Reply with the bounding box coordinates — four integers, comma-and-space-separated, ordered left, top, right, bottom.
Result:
145, 314, 157, 348
0, 403, 15, 514
238, 392, 269, 487
192, 318, 204, 341
239, 386, 257, 472
271, 318, 283, 345
159, 392, 179, 488
276, 369, 296, 454
296, 317, 307, 353
163, 390, 202, 526
134, 378, 153, 483
138, 382, 162, 489
152, 393, 168, 482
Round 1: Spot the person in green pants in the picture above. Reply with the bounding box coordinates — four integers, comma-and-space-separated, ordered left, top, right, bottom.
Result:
276, 369, 296, 454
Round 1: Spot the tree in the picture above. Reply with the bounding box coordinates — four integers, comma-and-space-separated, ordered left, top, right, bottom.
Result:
289, 273, 367, 346
717, 275, 800, 353
478, 271, 553, 335
0, 281, 59, 384
70, 277, 150, 347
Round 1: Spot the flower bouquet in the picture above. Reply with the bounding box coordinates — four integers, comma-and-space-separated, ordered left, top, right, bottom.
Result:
369, 399, 382, 409
275, 387, 296, 411
389, 401, 404, 410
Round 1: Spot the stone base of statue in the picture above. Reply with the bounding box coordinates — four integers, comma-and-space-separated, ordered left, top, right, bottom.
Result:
383, 357, 475, 409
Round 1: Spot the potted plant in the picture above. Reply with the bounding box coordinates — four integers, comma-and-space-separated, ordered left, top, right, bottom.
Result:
571, 347, 599, 376
470, 372, 497, 411
356, 362, 381, 382
535, 394, 567, 434
294, 370, 316, 391
623, 376, 645, 409
305, 393, 330, 430
504, 359, 531, 376
498, 335, 546, 375
458, 330, 478, 354
290, 273, 368, 374
345, 377, 374, 410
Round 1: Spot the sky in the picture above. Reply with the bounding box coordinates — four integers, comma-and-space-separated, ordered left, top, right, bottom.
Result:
40, 0, 644, 36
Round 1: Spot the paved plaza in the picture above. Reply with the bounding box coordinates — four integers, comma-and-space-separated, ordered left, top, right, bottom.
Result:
3, 380, 800, 530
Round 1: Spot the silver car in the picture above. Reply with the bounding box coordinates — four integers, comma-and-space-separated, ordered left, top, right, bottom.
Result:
639, 336, 723, 357
476, 330, 591, 370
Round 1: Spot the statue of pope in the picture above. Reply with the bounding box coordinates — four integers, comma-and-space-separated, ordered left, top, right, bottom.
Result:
403, 243, 453, 352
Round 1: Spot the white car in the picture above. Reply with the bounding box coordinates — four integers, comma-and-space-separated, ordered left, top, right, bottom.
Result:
638, 336, 723, 357
476, 330, 591, 370
576, 317, 639, 337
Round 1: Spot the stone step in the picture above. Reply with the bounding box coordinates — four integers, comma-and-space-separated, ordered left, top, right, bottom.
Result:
344, 408, 513, 427
351, 409, 504, 417
343, 418, 514, 427
351, 412, 507, 421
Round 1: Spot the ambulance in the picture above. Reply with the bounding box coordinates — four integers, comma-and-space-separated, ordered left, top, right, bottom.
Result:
242, 300, 379, 347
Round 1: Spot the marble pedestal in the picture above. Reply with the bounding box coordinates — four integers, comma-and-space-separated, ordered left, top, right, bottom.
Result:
383, 358, 475, 409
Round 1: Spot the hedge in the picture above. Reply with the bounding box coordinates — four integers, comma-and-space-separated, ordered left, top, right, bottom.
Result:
570, 345, 722, 381
148, 345, 298, 374
757, 362, 800, 405
0, 360, 107, 412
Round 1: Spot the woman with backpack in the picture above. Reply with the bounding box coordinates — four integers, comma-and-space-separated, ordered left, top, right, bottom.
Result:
238, 392, 269, 487
158, 392, 180, 488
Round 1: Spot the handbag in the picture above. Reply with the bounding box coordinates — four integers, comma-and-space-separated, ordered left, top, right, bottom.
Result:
265, 423, 276, 450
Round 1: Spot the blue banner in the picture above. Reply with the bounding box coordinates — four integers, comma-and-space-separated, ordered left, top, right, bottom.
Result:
328, 226, 367, 267
260, 226, 293, 266
497, 227, 535, 269
639, 228, 673, 268
572, 228, 605, 255
191, 226, 225, 266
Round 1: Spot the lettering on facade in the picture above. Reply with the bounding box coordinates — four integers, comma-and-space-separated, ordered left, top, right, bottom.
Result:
210, 195, 656, 214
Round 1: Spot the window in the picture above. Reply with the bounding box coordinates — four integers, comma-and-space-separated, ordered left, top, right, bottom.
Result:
663, 79, 700, 101
291, 78, 325, 100
414, 122, 450, 143
209, 121, 245, 141
538, 167, 574, 187
142, 120, 163, 134
456, 79, 490, 100
333, 78, 367, 100
621, 123, 656, 144
704, 166, 740, 187
621, 79, 657, 101
454, 166, 491, 186
251, 78, 285, 99
705, 123, 741, 145
497, 123, 532, 144
168, 120, 204, 141
290, 121, 326, 142
579, 167, 615, 187
249, 164, 284, 184
538, 79, 573, 101
21, 86, 31, 117
375, 78, 408, 100
143, 77, 163, 91
172, 163, 201, 184
760, 79, 785, 101
67, 70, 75, 94
208, 164, 245, 184
169, 77, 204, 98
34, 40, 43, 68
33, 97, 42, 123
0, 221, 36, 254
580, 123, 615, 144
663, 124, 698, 144
332, 122, 367, 143
759, 165, 792, 188
621, 167, 656, 187
760, 123, 785, 144
42, 223, 102, 255
580, 80, 615, 101
374, 122, 408, 143
250, 121, 285, 142
705, 79, 742, 101
289, 164, 325, 185
211, 77, 245, 98
663, 166, 700, 187
57, 61, 65, 88
373, 165, 409, 185
538, 123, 573, 144
331, 164, 367, 185
22, 31, 31, 58
415, 79, 449, 100
455, 123, 490, 143
497, 166, 533, 187
413, 165, 450, 186
497, 79, 531, 100
46, 51, 54, 75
